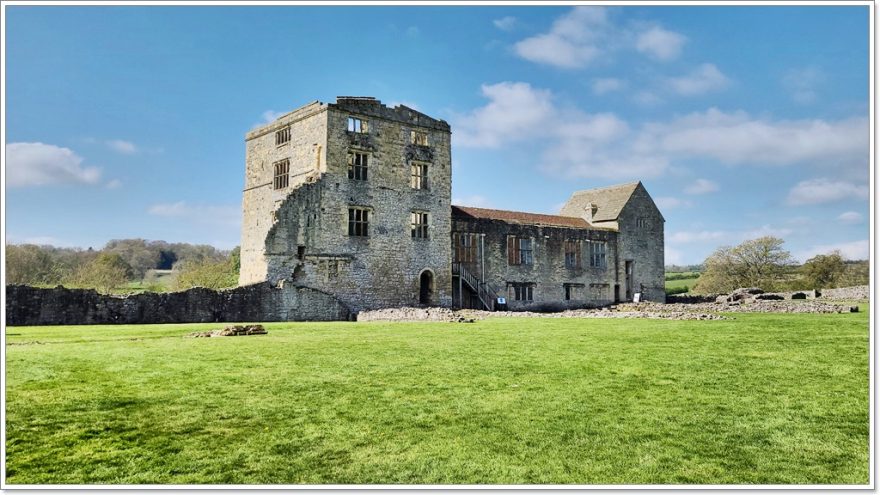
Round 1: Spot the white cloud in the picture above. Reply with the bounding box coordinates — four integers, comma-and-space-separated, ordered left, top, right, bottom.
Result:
786, 178, 869, 205
684, 178, 719, 195
742, 225, 793, 241
455, 82, 869, 183
632, 90, 664, 106
646, 108, 868, 167
513, 7, 609, 69
405, 26, 420, 37
493, 16, 517, 31
261, 110, 287, 123
148, 201, 241, 227
105, 179, 123, 189
6, 142, 102, 187
452, 195, 494, 208
782, 66, 825, 105
454, 82, 555, 148
592, 77, 626, 95
636, 26, 686, 61
795, 239, 869, 262
106, 139, 137, 154
837, 211, 863, 224
666, 63, 730, 96
655, 196, 692, 210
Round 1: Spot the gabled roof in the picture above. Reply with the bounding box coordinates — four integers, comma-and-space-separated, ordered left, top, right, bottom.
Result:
559, 181, 641, 223
452, 205, 592, 229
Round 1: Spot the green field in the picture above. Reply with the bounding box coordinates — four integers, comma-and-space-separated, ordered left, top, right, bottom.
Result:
6, 310, 869, 485
665, 276, 700, 290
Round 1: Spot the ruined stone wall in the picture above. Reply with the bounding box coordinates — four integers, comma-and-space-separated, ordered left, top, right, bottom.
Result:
6, 283, 351, 326
262, 99, 453, 312
240, 102, 328, 285
615, 184, 665, 302
451, 217, 619, 311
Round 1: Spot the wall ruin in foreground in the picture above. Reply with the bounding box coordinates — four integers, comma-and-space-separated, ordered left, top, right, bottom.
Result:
6, 283, 351, 326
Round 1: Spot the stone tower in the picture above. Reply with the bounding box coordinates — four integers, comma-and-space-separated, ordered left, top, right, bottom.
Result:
240, 97, 453, 312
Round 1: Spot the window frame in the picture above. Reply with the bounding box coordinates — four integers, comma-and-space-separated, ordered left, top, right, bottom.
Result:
411, 211, 429, 239
508, 282, 535, 302
453, 232, 478, 263
275, 126, 291, 146
273, 159, 290, 190
507, 236, 534, 266
347, 207, 370, 237
564, 240, 581, 269
347, 116, 368, 134
589, 241, 607, 269
411, 130, 429, 146
348, 151, 369, 181
564, 283, 585, 301
410, 162, 429, 190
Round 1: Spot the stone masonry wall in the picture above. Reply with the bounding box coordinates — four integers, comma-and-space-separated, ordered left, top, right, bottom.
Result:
451, 217, 619, 311
614, 183, 665, 302
7, 282, 350, 326
262, 99, 453, 312
240, 102, 328, 285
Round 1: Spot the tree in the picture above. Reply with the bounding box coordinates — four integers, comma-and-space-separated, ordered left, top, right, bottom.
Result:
5, 244, 56, 285
800, 251, 847, 289
693, 236, 794, 293
65, 253, 134, 293
173, 247, 240, 290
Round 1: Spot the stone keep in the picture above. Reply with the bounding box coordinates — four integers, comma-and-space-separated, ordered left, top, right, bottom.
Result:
240, 97, 453, 312
241, 96, 665, 313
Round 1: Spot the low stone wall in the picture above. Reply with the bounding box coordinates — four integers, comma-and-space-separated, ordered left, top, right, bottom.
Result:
819, 286, 870, 301
6, 282, 350, 326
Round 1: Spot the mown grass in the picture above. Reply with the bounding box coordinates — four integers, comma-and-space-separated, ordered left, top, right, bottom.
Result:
5, 310, 869, 485
665, 276, 700, 290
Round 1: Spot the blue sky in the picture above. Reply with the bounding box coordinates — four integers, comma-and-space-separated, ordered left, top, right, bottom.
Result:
4, 4, 871, 265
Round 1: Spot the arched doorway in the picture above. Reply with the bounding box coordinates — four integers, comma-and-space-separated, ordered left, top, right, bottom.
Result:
419, 270, 434, 305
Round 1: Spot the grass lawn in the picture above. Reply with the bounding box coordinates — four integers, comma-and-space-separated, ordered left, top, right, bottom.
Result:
5, 309, 869, 485
665, 276, 700, 291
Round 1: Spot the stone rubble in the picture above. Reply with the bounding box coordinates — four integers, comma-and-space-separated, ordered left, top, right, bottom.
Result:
188, 324, 268, 338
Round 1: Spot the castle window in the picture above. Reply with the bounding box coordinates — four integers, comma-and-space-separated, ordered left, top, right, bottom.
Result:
564, 283, 584, 301
508, 282, 534, 302
564, 240, 581, 269
273, 159, 290, 190
411, 130, 428, 146
590, 241, 607, 269
637, 218, 648, 229
275, 127, 290, 146
411, 211, 429, 239
348, 152, 368, 181
410, 162, 429, 190
453, 233, 478, 263
507, 236, 533, 265
347, 117, 368, 133
348, 207, 369, 237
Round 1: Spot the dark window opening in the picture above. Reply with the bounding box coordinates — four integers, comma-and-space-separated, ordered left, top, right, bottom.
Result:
273, 159, 290, 190
348, 208, 369, 237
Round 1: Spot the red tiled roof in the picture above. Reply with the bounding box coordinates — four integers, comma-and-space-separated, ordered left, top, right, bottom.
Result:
452, 205, 590, 229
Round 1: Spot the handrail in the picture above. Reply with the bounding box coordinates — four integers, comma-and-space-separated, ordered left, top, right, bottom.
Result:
453, 262, 496, 311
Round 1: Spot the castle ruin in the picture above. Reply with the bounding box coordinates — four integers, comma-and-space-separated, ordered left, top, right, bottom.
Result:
241, 97, 665, 314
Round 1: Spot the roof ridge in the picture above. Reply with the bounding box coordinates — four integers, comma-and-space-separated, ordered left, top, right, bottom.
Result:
452, 205, 581, 219
571, 181, 640, 195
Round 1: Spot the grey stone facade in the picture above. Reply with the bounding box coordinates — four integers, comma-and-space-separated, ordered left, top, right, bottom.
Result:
241, 97, 452, 313
241, 97, 665, 314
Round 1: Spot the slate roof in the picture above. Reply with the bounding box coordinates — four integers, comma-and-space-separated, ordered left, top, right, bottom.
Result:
559, 181, 641, 223
452, 205, 592, 229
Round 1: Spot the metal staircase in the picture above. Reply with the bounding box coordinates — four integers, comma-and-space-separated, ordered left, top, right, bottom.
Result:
452, 262, 500, 311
